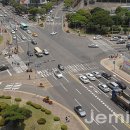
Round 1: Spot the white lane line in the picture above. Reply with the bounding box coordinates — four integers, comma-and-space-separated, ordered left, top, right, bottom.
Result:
112, 125, 119, 130
75, 89, 81, 94
52, 73, 57, 80
63, 76, 69, 83
90, 103, 100, 112
74, 98, 81, 106
6, 69, 12, 76
60, 82, 68, 92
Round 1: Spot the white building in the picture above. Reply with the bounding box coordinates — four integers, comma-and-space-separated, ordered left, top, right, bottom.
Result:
20, 0, 47, 5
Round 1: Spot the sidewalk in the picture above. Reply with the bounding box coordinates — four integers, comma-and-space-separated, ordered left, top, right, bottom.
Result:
101, 57, 130, 84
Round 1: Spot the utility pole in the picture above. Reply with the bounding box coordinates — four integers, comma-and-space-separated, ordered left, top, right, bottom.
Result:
15, 34, 18, 53
27, 40, 30, 67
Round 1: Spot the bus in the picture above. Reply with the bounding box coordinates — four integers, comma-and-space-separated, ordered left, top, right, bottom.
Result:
20, 22, 28, 30
34, 47, 43, 57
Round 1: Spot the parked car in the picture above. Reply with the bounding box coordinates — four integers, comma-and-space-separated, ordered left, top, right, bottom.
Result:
115, 81, 127, 90
79, 75, 90, 84
88, 44, 99, 48
58, 64, 64, 71
93, 35, 102, 40
116, 39, 126, 44
21, 35, 26, 40
74, 106, 86, 117
0, 65, 9, 71
98, 83, 110, 93
101, 72, 111, 80
86, 73, 96, 81
13, 35, 16, 40
107, 82, 119, 90
110, 36, 119, 41
27, 51, 33, 56
54, 70, 63, 78
92, 71, 101, 78
11, 30, 15, 34
126, 43, 130, 49
32, 33, 38, 37
31, 39, 37, 45
43, 49, 49, 55
27, 30, 31, 34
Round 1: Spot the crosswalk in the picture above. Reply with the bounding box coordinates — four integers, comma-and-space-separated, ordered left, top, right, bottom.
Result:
46, 22, 61, 25
37, 62, 98, 78
5, 54, 28, 73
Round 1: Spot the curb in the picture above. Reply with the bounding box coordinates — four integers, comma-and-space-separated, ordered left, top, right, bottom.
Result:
100, 59, 130, 84
1, 90, 89, 130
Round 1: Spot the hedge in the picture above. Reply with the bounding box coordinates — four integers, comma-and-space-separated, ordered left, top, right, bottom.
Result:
45, 109, 51, 115
0, 118, 5, 126
53, 116, 60, 121
41, 107, 45, 112
26, 101, 41, 109
15, 98, 22, 102
61, 125, 68, 130
0, 95, 11, 99
26, 101, 32, 105
37, 118, 46, 125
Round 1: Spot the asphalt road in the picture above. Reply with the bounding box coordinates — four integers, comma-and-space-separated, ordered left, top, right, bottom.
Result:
0, 3, 130, 130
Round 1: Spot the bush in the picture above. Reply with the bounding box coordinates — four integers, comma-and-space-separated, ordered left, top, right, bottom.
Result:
41, 107, 45, 112
15, 98, 22, 102
0, 118, 5, 126
0, 102, 9, 111
37, 118, 46, 125
31, 103, 41, 109
26, 101, 32, 105
0, 95, 4, 98
53, 116, 60, 121
4, 96, 11, 99
61, 125, 68, 130
45, 109, 51, 115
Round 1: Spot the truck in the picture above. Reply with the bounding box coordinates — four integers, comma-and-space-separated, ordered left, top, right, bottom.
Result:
112, 88, 130, 113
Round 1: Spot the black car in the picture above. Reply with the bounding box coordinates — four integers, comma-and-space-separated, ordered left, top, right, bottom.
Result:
58, 64, 64, 71
74, 106, 86, 117
31, 39, 37, 45
101, 72, 111, 80
27, 51, 33, 56
115, 81, 127, 90
0, 65, 9, 71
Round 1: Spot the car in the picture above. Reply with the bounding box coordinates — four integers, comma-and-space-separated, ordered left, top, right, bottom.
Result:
11, 30, 15, 34
32, 33, 38, 37
31, 39, 37, 45
27, 51, 33, 56
13, 35, 16, 39
98, 83, 110, 93
126, 43, 130, 49
107, 82, 119, 90
92, 71, 101, 78
101, 72, 111, 80
115, 81, 127, 90
21, 35, 26, 40
50, 10, 53, 13
27, 30, 32, 34
0, 65, 9, 71
116, 39, 126, 44
110, 36, 119, 41
93, 35, 102, 40
88, 44, 99, 48
54, 70, 63, 78
50, 32, 57, 35
86, 73, 96, 81
0, 14, 3, 17
74, 106, 86, 117
50, 19, 54, 22
79, 75, 90, 84
4, 14, 7, 17
43, 49, 49, 55
58, 64, 64, 71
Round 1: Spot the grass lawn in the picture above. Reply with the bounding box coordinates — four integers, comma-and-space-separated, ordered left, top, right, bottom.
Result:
0, 99, 64, 130
0, 36, 3, 44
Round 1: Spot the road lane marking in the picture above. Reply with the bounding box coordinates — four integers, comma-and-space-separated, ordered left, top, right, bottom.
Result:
90, 103, 100, 112
60, 82, 68, 92
63, 76, 69, 83
75, 89, 81, 94
6, 69, 12, 76
74, 98, 81, 106
112, 125, 118, 130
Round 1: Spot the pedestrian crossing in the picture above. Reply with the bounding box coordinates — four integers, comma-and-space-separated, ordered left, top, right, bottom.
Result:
46, 22, 61, 25
5, 54, 28, 73
37, 62, 98, 78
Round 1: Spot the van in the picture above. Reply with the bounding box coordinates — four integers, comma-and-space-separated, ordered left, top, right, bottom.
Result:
34, 47, 43, 57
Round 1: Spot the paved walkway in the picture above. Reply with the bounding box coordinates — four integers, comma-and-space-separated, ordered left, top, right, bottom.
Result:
101, 57, 130, 84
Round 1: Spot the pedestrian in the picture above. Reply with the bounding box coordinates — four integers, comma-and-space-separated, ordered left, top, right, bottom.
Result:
29, 75, 31, 80
12, 61, 13, 65
65, 116, 68, 122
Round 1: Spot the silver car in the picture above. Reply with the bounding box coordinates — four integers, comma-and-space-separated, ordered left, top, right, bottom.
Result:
88, 44, 99, 48
54, 70, 63, 79
98, 84, 110, 93
79, 75, 90, 84
86, 73, 96, 81
92, 71, 101, 78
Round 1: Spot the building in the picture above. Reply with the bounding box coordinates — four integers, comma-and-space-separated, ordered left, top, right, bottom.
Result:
20, 0, 47, 5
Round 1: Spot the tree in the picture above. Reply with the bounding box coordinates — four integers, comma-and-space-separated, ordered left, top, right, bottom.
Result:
1, 105, 32, 127
29, 7, 39, 16
64, 0, 74, 8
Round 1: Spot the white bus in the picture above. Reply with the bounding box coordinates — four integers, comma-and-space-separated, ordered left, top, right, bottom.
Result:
34, 47, 43, 57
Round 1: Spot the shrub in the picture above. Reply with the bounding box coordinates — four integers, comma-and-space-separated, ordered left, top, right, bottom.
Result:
31, 103, 41, 109
37, 118, 46, 125
53, 116, 60, 121
45, 109, 51, 115
61, 124, 68, 130
26, 101, 32, 105
15, 98, 22, 102
0, 95, 4, 98
4, 96, 11, 99
0, 118, 5, 126
41, 107, 45, 112
0, 102, 9, 110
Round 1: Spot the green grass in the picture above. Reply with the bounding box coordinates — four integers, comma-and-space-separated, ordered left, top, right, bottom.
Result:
0, 36, 3, 44
0, 99, 63, 130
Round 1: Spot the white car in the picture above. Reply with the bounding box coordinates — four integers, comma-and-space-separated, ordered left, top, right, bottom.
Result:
93, 35, 102, 40
43, 49, 49, 55
98, 84, 110, 93
79, 75, 89, 84
50, 19, 54, 22
110, 36, 119, 41
13, 35, 16, 39
50, 32, 57, 35
88, 44, 99, 48
21, 35, 26, 40
86, 73, 96, 81
0, 14, 3, 17
11, 30, 15, 34
92, 71, 101, 78
54, 70, 63, 78
27, 30, 31, 34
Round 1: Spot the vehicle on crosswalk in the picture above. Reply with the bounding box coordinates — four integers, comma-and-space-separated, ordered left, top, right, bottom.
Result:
86, 73, 96, 81
98, 83, 110, 93
0, 14, 3, 17
92, 71, 101, 78
21, 35, 26, 40
79, 75, 90, 84
13, 35, 16, 40
74, 106, 86, 117
93, 35, 102, 40
27, 30, 32, 34
58, 64, 64, 71
0, 65, 9, 71
50, 32, 57, 35
115, 81, 127, 90
20, 22, 28, 30
43, 49, 49, 55
31, 39, 37, 45
88, 44, 99, 48
34, 47, 43, 57
54, 70, 63, 78
101, 72, 111, 80
32, 33, 38, 37
11, 30, 15, 34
